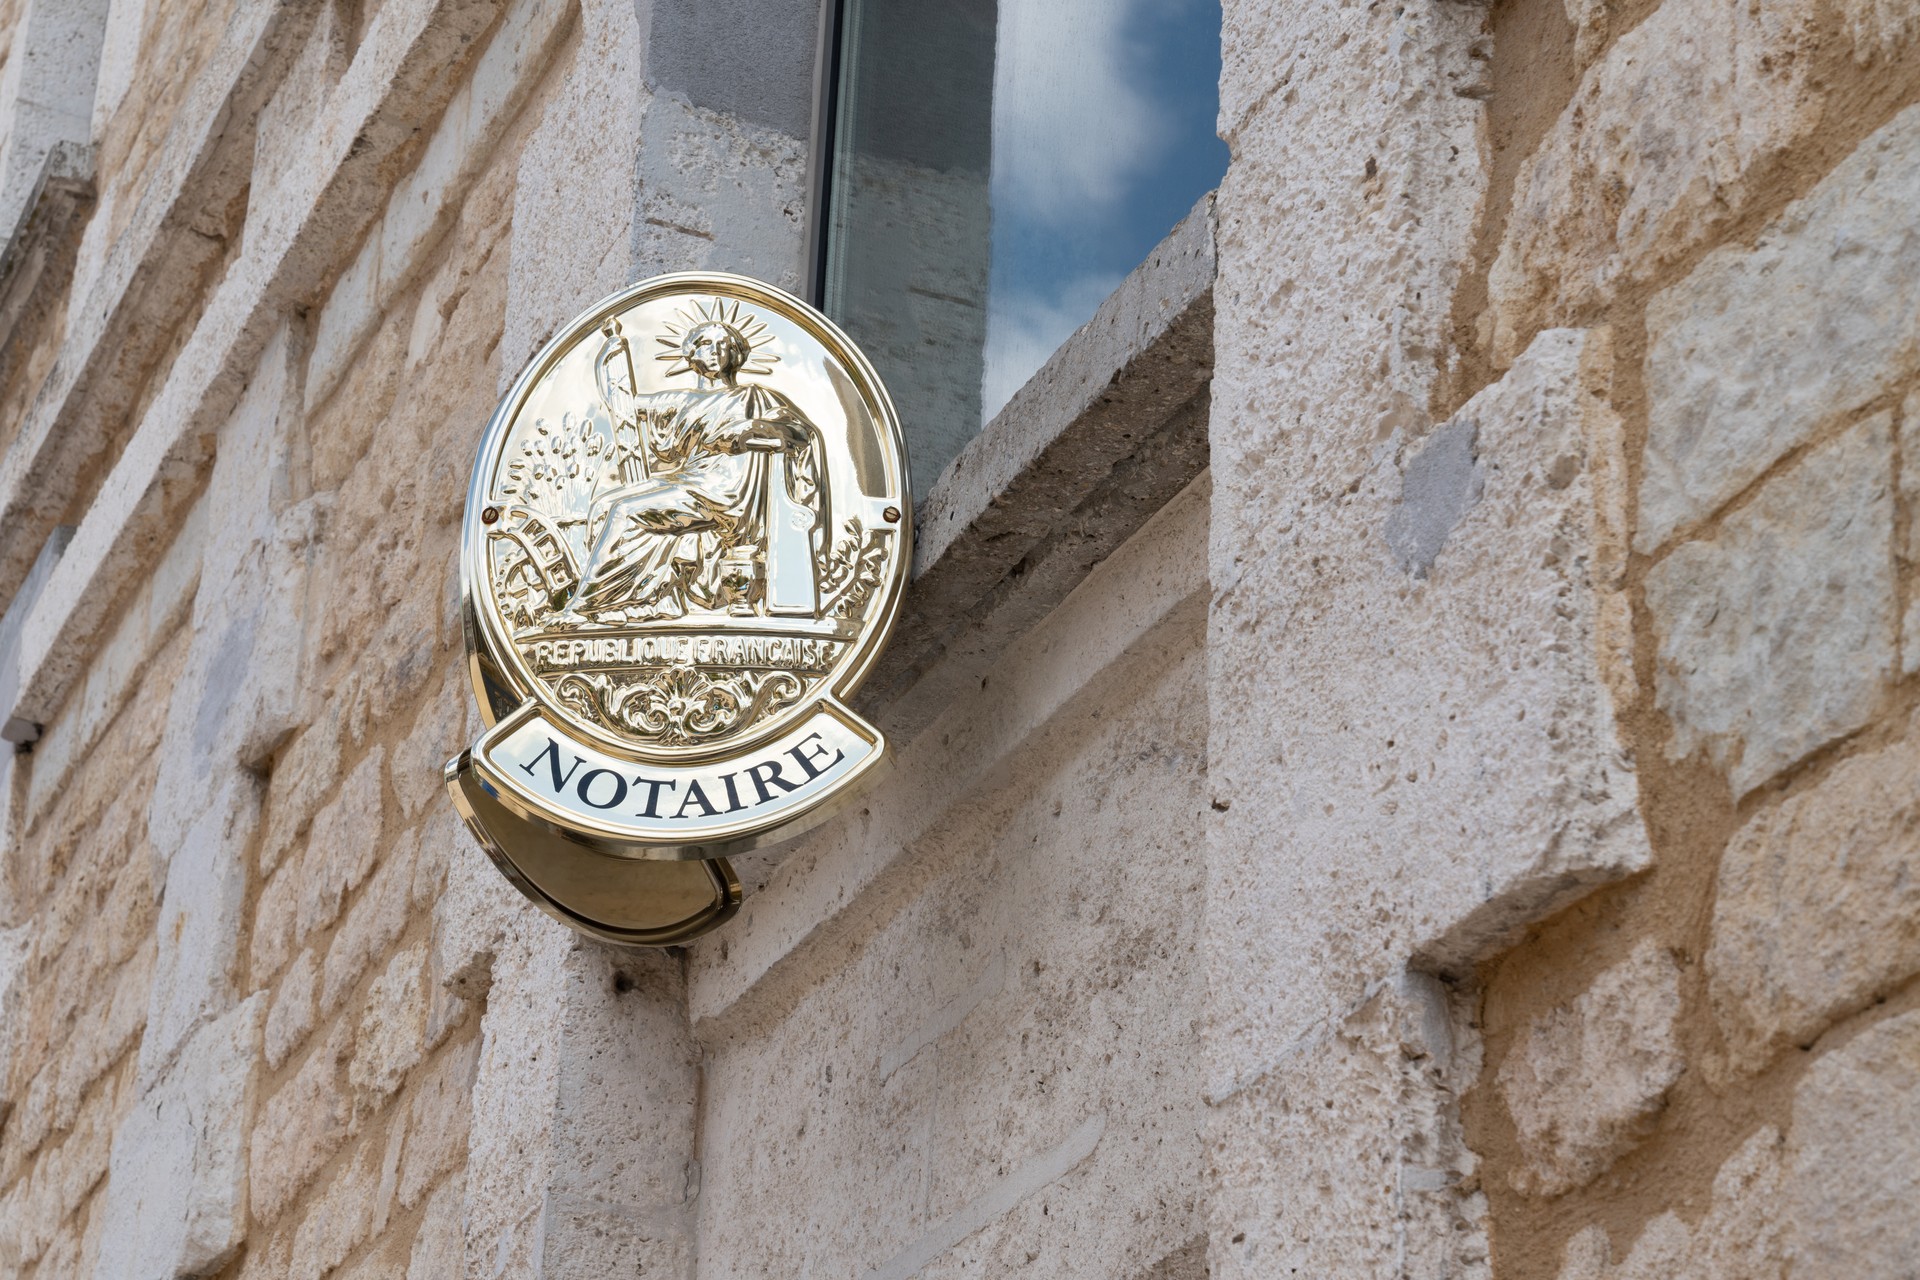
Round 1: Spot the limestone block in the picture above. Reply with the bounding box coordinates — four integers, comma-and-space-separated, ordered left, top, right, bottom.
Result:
1556, 1011, 1920, 1276
251, 1020, 355, 1227
261, 701, 345, 879
37, 932, 151, 1144
307, 229, 383, 420
139, 772, 261, 1087
406, 1173, 465, 1279
252, 858, 302, 985
1490, 0, 1918, 371
334, 1251, 407, 1280
146, 330, 304, 862
288, 1137, 390, 1280
350, 944, 429, 1108
0, 1059, 121, 1269
536, 1193, 696, 1277
1639, 106, 1920, 550
395, 1036, 478, 1212
1646, 416, 1894, 796
1786, 1010, 1920, 1270
394, 672, 466, 822
428, 821, 523, 1002
1209, 977, 1487, 1280
0, 921, 28, 1118
560, 594, 1205, 1274
501, 0, 645, 380
372, 0, 575, 314
297, 746, 388, 939
1554, 1126, 1786, 1279
1707, 724, 1920, 1075
625, 96, 809, 300
411, 805, 464, 913
1497, 941, 1684, 1196
266, 947, 320, 1071
92, 994, 266, 1280
321, 830, 416, 1018
1208, 327, 1648, 1081
1902, 389, 1920, 673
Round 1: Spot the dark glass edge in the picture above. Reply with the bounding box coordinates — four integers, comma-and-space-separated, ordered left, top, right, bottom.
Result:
802, 0, 847, 309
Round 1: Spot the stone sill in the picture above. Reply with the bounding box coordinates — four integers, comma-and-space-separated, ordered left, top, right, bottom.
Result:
861, 194, 1215, 739
0, 141, 95, 300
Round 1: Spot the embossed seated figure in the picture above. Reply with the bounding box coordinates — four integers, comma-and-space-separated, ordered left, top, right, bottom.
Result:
550, 305, 826, 625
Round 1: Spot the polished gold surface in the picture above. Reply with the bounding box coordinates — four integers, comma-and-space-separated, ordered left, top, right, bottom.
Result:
446, 272, 911, 945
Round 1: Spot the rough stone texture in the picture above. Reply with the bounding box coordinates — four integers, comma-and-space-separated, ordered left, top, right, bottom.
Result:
1211, 325, 1647, 1060
139, 770, 259, 1087
1563, 1009, 1920, 1276
406, 1172, 465, 1279
298, 747, 388, 941
1497, 941, 1685, 1196
1903, 388, 1920, 673
350, 944, 428, 1108
1638, 105, 1920, 551
1489, 0, 1919, 371
695, 582, 1208, 1278
1707, 722, 1920, 1076
288, 1134, 392, 1280
322, 829, 416, 1019
92, 994, 266, 1280
397, 1036, 478, 1215
1554, 1126, 1787, 1280
1646, 415, 1895, 796
1210, 977, 1489, 1279
1382, 417, 1484, 578
1786, 1008, 1920, 1272
0, 0, 108, 245
266, 947, 319, 1072
143, 324, 305, 863
251, 1020, 355, 1228
0, 1048, 121, 1270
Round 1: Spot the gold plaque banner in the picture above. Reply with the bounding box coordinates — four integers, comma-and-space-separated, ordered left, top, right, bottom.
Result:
462, 698, 881, 854
445, 272, 911, 945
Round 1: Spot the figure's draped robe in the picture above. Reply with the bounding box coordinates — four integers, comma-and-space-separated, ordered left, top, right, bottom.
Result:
567, 383, 825, 621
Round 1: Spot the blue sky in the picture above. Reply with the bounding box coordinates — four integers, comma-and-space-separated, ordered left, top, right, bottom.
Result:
981, 0, 1229, 418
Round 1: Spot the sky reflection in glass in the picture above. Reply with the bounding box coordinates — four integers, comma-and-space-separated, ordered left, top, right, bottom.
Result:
824, 0, 1226, 494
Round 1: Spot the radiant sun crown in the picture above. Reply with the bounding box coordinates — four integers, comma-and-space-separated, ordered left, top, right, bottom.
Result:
654, 298, 779, 378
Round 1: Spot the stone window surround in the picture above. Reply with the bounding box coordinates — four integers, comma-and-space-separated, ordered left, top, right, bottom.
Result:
0, 0, 1215, 860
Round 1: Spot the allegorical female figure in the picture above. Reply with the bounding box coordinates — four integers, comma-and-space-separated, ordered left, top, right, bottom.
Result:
551, 302, 827, 624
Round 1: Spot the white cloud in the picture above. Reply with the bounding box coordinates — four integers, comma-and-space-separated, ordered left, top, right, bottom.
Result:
990, 0, 1170, 227
981, 269, 1125, 420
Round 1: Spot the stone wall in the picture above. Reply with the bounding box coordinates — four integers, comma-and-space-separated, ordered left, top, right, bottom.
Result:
0, 0, 1915, 1275
1205, 0, 1920, 1271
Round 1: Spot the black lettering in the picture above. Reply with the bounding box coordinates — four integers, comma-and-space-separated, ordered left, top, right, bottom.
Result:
720, 772, 749, 813
521, 738, 585, 794
785, 733, 845, 782
576, 768, 628, 810
634, 776, 677, 818
746, 759, 801, 805
674, 779, 720, 819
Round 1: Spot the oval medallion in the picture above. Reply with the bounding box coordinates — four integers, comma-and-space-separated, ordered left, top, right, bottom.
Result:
446, 272, 912, 946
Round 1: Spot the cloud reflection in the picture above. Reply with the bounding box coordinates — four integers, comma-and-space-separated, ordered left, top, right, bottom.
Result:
981, 0, 1222, 422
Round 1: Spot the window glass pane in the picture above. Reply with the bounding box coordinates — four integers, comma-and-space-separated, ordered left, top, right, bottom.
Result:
822, 0, 1227, 495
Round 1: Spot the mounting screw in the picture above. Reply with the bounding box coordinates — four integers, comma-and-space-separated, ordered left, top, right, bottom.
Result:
481, 506, 500, 525
883, 506, 901, 523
